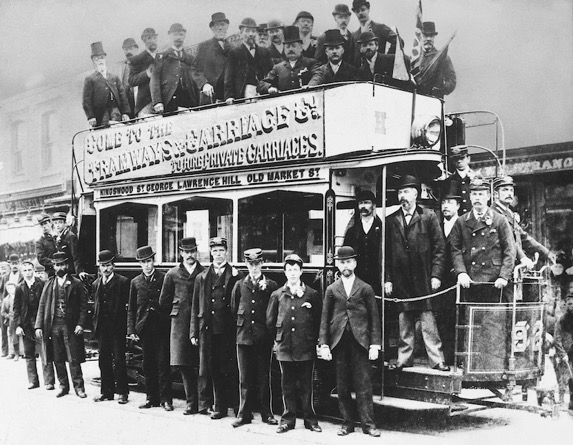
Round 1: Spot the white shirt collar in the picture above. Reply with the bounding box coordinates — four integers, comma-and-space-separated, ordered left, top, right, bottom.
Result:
183, 262, 197, 275
360, 20, 372, 33
330, 61, 341, 73
340, 274, 355, 297
444, 215, 458, 237
146, 49, 157, 57
57, 275, 67, 286
361, 216, 374, 233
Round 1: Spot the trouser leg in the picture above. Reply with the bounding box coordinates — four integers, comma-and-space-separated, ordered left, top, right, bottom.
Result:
98, 329, 115, 397
279, 361, 297, 427
157, 320, 172, 403
141, 329, 159, 403
54, 362, 70, 391
69, 360, 84, 391
112, 330, 128, 395
300, 360, 318, 427
334, 332, 354, 429
398, 311, 416, 366
1, 322, 8, 356
36, 337, 55, 386
349, 338, 375, 431
198, 375, 213, 411
420, 311, 446, 366
255, 343, 273, 418
23, 336, 39, 385
236, 344, 253, 420
178, 365, 198, 409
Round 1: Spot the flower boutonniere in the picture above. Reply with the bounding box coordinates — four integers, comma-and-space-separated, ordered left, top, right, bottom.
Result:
294, 285, 305, 298
258, 277, 267, 291
484, 214, 493, 226
232, 267, 239, 277
297, 67, 308, 77
301, 302, 312, 309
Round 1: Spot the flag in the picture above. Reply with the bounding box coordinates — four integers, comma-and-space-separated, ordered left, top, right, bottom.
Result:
410, 0, 424, 78
415, 31, 457, 86
392, 27, 410, 81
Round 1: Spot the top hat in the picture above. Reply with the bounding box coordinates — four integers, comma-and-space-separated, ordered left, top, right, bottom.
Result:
469, 176, 489, 191
449, 145, 468, 158
98, 250, 115, 264
244, 248, 263, 262
335, 246, 357, 260
38, 213, 51, 225
90, 41, 106, 58
352, 0, 370, 11
239, 17, 258, 29
168, 23, 186, 34
135, 245, 156, 261
284, 253, 304, 267
295, 11, 314, 22
323, 29, 345, 47
283, 26, 302, 44
210, 12, 229, 27
209, 237, 227, 249
265, 20, 285, 31
179, 237, 198, 251
332, 4, 351, 16
8, 253, 19, 263
357, 31, 378, 44
397, 175, 420, 191
52, 212, 67, 221
122, 38, 138, 49
356, 189, 376, 203
422, 21, 438, 36
52, 252, 68, 265
141, 28, 158, 40
493, 175, 515, 190
441, 180, 462, 200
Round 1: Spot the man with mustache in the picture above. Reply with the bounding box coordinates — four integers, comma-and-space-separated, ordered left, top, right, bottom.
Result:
293, 11, 317, 59
265, 20, 287, 65
129, 28, 159, 117
446, 145, 475, 215
35, 214, 57, 277
357, 31, 410, 86
316, 29, 359, 84
119, 37, 138, 118
315, 4, 355, 64
385, 175, 449, 372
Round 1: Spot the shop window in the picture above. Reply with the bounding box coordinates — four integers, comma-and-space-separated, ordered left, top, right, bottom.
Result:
162, 197, 232, 263
41, 111, 57, 168
100, 203, 158, 260
238, 191, 323, 264
11, 121, 25, 174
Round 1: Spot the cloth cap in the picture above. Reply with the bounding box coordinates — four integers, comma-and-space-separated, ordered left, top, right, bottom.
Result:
244, 248, 263, 262
179, 237, 198, 251
209, 237, 227, 249
335, 246, 357, 260
493, 176, 515, 190
449, 145, 468, 158
284, 253, 303, 268
52, 212, 67, 221
422, 21, 438, 36
135, 245, 155, 261
52, 252, 68, 265
90, 41, 106, 57
98, 250, 115, 264
210, 12, 229, 27
38, 213, 51, 225
469, 176, 489, 191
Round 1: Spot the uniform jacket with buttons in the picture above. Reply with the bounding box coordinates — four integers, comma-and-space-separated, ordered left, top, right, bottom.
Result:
267, 283, 322, 362
257, 57, 322, 94
231, 275, 278, 345
92, 273, 130, 336
82, 70, 130, 125
13, 277, 45, 337
36, 234, 57, 274
446, 169, 475, 215
127, 270, 166, 336
319, 276, 381, 351
450, 207, 516, 283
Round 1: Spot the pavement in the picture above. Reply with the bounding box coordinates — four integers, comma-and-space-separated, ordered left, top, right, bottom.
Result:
0, 355, 572, 445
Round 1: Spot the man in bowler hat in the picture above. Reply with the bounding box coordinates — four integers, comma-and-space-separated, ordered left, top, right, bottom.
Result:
316, 29, 359, 84
265, 20, 287, 65
119, 37, 139, 117
352, 0, 397, 64
293, 11, 317, 59
446, 145, 475, 215
52, 212, 86, 279
357, 31, 411, 87
128, 245, 172, 410
315, 4, 356, 64
318, 246, 381, 437
129, 28, 159, 117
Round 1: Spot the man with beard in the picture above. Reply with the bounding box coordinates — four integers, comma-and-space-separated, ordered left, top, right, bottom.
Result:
416, 22, 456, 99
315, 4, 355, 64
82, 42, 130, 127
52, 212, 86, 279
258, 26, 321, 95
196, 12, 231, 103
384, 175, 448, 372
265, 20, 287, 65
257, 24, 269, 47
224, 18, 273, 103
35, 214, 57, 277
35, 252, 88, 399
356, 31, 409, 86
119, 37, 138, 117
151, 23, 211, 114
318, 246, 381, 437
293, 11, 317, 59
14, 260, 55, 390
351, 0, 397, 65
160, 237, 205, 415
446, 145, 475, 215
316, 29, 359, 84
129, 28, 159, 117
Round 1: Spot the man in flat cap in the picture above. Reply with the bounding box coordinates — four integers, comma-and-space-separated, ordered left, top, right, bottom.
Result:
267, 254, 322, 434
266, 20, 287, 65
92, 250, 130, 404
294, 11, 317, 59
258, 26, 322, 95
160, 237, 205, 414
35, 252, 88, 398
316, 29, 359, 84
128, 246, 172, 410
82, 41, 130, 127
52, 212, 86, 279
351, 0, 397, 65
119, 37, 139, 117
35, 214, 56, 278
385, 175, 449, 372
129, 28, 159, 117
191, 237, 243, 419
315, 4, 356, 64
224, 18, 273, 103
318, 246, 381, 437
151, 23, 211, 114
230, 248, 278, 428
196, 13, 232, 102
446, 145, 475, 215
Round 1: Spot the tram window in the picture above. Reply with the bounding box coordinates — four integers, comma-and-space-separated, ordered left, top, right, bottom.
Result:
162, 197, 233, 263
100, 203, 158, 260
238, 191, 323, 264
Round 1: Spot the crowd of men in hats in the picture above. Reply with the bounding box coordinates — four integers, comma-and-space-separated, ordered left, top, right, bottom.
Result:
81, 1, 457, 127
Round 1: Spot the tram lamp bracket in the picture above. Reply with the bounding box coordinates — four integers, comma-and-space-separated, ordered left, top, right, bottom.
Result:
411, 115, 442, 148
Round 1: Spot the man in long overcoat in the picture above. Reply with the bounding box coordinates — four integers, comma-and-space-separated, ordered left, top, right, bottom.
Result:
159, 237, 205, 415
128, 28, 159, 117
35, 252, 88, 398
384, 175, 448, 371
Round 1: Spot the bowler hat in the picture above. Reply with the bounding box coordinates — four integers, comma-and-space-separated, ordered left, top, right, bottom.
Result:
284, 253, 303, 268
422, 22, 438, 36
334, 246, 357, 260
141, 28, 158, 40
352, 0, 370, 11
265, 20, 284, 31
397, 175, 420, 191
168, 23, 186, 34
38, 213, 51, 225
239, 17, 258, 29
52, 212, 67, 221
295, 11, 314, 22
283, 26, 302, 44
179, 237, 198, 251
135, 245, 155, 261
90, 41, 106, 58
332, 4, 351, 16
8, 253, 19, 263
210, 12, 229, 27
209, 237, 227, 249
98, 250, 115, 264
122, 38, 138, 49
52, 252, 68, 265
469, 176, 489, 191
449, 145, 468, 158
493, 175, 515, 190
244, 248, 263, 262
323, 29, 345, 47
356, 189, 376, 203
357, 31, 378, 44
441, 180, 462, 200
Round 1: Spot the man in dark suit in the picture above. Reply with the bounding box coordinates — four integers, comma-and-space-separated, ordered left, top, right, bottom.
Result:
258, 26, 322, 95
13, 260, 55, 390
82, 41, 130, 127
265, 20, 286, 65
230, 248, 278, 428
316, 29, 359, 84
35, 252, 88, 398
267, 254, 322, 434
1, 254, 23, 357
352, 0, 397, 65
196, 12, 231, 102
225, 18, 273, 103
128, 28, 159, 117
92, 250, 130, 404
446, 145, 475, 215
384, 175, 448, 371
119, 37, 138, 117
151, 23, 211, 114
318, 246, 381, 437
128, 246, 172, 411
315, 4, 355, 64
160, 237, 205, 415
52, 212, 86, 279
35, 214, 57, 277
293, 11, 317, 59
191, 237, 243, 420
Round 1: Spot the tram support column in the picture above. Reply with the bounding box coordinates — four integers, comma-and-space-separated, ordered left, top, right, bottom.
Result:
379, 165, 387, 400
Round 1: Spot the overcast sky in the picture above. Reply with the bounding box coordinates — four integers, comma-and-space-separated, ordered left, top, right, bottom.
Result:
0, 0, 572, 149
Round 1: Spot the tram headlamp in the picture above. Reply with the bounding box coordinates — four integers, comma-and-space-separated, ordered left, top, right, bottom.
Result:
411, 116, 442, 148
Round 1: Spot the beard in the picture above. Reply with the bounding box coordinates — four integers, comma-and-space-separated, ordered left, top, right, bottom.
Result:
56, 269, 66, 277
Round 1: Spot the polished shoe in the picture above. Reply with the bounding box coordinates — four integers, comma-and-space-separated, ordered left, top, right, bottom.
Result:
45, 384, 55, 390
337, 426, 354, 436
305, 424, 322, 432
56, 388, 69, 398
93, 394, 114, 402
28, 383, 40, 390
6, 354, 14, 360
432, 362, 451, 372
363, 428, 381, 437
139, 400, 160, 409
197, 408, 212, 415
388, 362, 411, 371
76, 389, 87, 398
232, 417, 252, 428
276, 424, 294, 434
118, 394, 129, 404
161, 401, 174, 411
210, 411, 227, 420
262, 416, 278, 425
183, 405, 198, 415
0, 353, 7, 357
